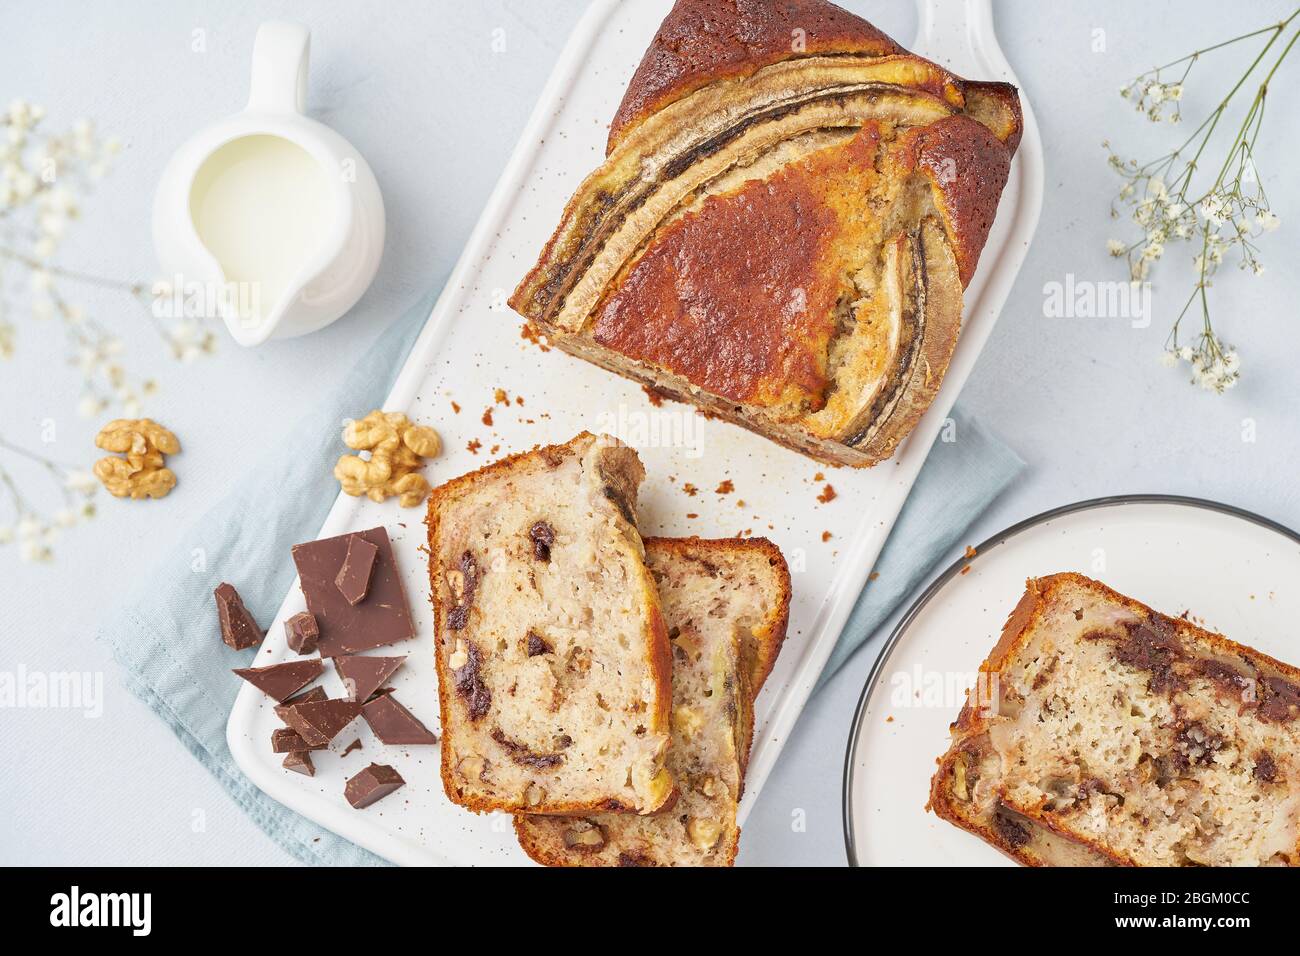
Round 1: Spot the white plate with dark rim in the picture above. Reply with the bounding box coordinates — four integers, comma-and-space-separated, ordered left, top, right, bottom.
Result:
226, 0, 1043, 866
843, 495, 1300, 867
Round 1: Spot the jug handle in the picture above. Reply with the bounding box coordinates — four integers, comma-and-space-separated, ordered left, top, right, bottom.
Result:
247, 21, 310, 114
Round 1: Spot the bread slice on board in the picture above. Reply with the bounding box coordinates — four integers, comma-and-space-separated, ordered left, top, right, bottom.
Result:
930, 573, 1300, 867
515, 536, 791, 866
510, 0, 1021, 467
426, 432, 675, 815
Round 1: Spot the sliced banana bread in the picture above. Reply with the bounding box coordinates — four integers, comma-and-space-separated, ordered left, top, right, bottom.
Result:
930, 573, 1300, 867
426, 432, 675, 815
515, 536, 791, 866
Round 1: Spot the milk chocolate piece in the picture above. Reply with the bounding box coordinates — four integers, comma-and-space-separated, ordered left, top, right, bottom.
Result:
275, 686, 328, 723
344, 763, 405, 808
340, 738, 363, 757
271, 728, 326, 753
232, 658, 324, 702
335, 535, 379, 606
284, 611, 319, 655
283, 751, 315, 776
280, 698, 363, 747
215, 582, 264, 650
361, 692, 438, 745
335, 655, 406, 702
291, 527, 415, 657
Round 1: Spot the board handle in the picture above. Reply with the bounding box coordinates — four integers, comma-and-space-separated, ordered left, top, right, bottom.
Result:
247, 20, 311, 114
912, 0, 1015, 81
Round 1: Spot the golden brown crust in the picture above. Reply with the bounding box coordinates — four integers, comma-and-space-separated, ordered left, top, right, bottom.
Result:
607, 0, 906, 154
887, 115, 1013, 287
425, 433, 676, 815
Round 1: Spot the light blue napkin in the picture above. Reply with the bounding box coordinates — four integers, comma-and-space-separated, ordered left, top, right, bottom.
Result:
97, 287, 438, 867
98, 283, 1023, 865
815, 413, 1025, 690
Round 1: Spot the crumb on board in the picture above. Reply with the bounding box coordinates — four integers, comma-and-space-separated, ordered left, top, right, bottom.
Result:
715, 479, 734, 495
686, 512, 698, 519
960, 565, 972, 575
520, 322, 551, 351
481, 407, 494, 427
451, 401, 461, 414
813, 472, 825, 482
821, 531, 832, 542
817, 483, 837, 504
494, 388, 509, 405
467, 439, 482, 454
682, 482, 698, 497
964, 545, 977, 559
868, 572, 879, 582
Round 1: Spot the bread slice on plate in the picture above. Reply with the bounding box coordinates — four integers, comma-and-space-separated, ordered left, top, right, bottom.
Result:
510, 0, 1022, 467
515, 536, 792, 866
426, 432, 675, 815
930, 573, 1300, 867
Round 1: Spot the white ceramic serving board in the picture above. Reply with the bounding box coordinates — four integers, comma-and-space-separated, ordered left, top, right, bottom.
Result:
228, 0, 1043, 866
844, 497, 1300, 866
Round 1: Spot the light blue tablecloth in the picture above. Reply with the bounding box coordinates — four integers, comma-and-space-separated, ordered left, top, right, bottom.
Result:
97, 288, 1023, 865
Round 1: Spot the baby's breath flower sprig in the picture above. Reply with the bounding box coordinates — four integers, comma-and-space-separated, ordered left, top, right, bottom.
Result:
1105, 9, 1299, 393
0, 435, 98, 564
0, 99, 216, 416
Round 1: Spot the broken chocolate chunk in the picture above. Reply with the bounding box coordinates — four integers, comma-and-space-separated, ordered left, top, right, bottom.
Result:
232, 658, 324, 703
446, 550, 480, 631
1254, 750, 1278, 783
452, 640, 491, 721
361, 692, 438, 745
215, 582, 264, 650
334, 655, 406, 702
335, 534, 379, 606
528, 521, 555, 561
292, 527, 415, 657
344, 763, 405, 808
275, 686, 328, 722
526, 631, 552, 657
284, 611, 319, 655
280, 698, 363, 747
341, 738, 363, 757
283, 751, 315, 776
490, 727, 564, 769
271, 728, 326, 753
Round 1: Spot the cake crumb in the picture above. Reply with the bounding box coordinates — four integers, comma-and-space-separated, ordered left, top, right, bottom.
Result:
642, 385, 664, 407
964, 545, 978, 559
715, 479, 734, 495
821, 531, 832, 542
817, 483, 837, 504
481, 407, 494, 427
813, 472, 825, 482
960, 565, 972, 575
682, 483, 698, 497
686, 512, 698, 519
451, 401, 461, 414
520, 322, 551, 351
467, 439, 482, 455
494, 388, 509, 405
868, 572, 879, 582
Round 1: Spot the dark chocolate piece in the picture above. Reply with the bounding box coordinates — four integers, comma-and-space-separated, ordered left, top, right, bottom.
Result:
283, 751, 315, 776
344, 763, 405, 808
284, 611, 319, 655
215, 582, 264, 650
232, 658, 324, 702
335, 535, 379, 606
334, 655, 406, 702
275, 686, 328, 723
361, 692, 439, 745
340, 738, 363, 757
280, 698, 363, 747
271, 728, 326, 753
291, 527, 415, 657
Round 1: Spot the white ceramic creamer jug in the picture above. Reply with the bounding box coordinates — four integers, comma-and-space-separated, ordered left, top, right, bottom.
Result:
153, 21, 384, 346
